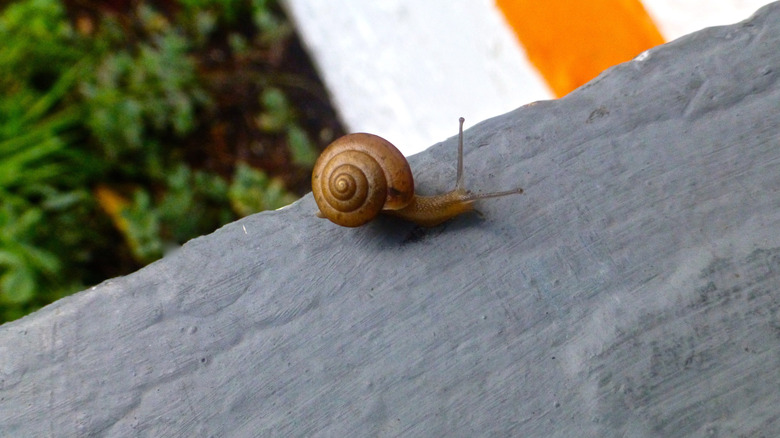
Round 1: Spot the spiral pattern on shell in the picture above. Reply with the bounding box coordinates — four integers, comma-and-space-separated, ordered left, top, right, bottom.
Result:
312, 133, 414, 227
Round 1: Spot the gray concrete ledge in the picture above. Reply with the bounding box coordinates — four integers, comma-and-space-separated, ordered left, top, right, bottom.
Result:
2, 2, 780, 436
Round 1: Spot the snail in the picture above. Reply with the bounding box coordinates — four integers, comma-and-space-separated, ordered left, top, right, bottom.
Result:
312, 118, 523, 227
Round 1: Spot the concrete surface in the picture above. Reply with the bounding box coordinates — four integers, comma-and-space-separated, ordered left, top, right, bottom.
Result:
1, 2, 779, 436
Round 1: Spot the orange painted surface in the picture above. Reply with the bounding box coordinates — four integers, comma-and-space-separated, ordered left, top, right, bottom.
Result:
496, 0, 665, 97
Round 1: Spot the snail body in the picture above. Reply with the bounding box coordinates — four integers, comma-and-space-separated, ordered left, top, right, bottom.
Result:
312, 118, 523, 227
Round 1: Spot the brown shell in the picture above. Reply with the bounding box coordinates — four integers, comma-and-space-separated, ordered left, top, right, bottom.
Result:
311, 133, 414, 227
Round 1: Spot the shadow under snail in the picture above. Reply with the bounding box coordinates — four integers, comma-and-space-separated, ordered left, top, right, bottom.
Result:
312, 118, 523, 227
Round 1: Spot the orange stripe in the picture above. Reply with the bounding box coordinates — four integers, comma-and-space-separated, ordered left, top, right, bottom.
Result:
496, 0, 665, 97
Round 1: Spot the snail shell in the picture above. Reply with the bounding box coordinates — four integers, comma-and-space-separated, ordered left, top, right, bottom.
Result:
311, 133, 414, 227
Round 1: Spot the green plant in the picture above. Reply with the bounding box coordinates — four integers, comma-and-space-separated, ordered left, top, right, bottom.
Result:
0, 0, 96, 321
0, 0, 337, 324
81, 9, 209, 177
257, 87, 319, 166
0, 202, 59, 308
229, 162, 298, 216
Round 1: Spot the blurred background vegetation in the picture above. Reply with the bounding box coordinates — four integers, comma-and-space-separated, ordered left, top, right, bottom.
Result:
0, 0, 343, 324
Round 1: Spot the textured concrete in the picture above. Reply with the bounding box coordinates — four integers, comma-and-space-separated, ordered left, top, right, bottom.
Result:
2, 2, 780, 436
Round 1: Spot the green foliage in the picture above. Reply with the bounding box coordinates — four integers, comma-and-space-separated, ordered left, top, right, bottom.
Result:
251, 0, 293, 44
229, 162, 298, 216
121, 165, 231, 263
0, 0, 317, 324
0, 0, 81, 89
0, 202, 60, 305
0, 0, 94, 322
82, 30, 208, 155
177, 0, 291, 42
119, 162, 296, 263
258, 87, 318, 166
